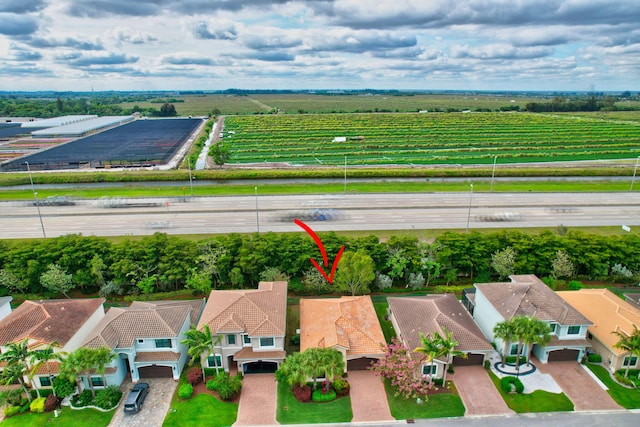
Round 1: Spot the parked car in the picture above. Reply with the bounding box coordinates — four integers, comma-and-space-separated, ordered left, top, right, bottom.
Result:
123, 382, 150, 414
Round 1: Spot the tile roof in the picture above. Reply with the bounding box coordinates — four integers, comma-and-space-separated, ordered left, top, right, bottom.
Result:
557, 288, 640, 355
475, 274, 591, 325
233, 347, 286, 361
0, 298, 105, 347
300, 296, 386, 358
198, 281, 287, 337
83, 299, 204, 349
388, 294, 493, 356
135, 351, 181, 362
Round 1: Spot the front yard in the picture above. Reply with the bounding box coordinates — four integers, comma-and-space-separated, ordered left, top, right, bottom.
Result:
585, 363, 640, 409
0, 406, 115, 427
276, 380, 352, 424
488, 371, 574, 413
383, 379, 465, 419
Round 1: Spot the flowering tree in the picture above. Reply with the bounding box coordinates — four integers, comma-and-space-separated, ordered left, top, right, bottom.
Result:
370, 337, 431, 400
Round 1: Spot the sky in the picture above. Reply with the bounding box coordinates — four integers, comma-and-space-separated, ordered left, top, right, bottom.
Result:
0, 0, 638, 92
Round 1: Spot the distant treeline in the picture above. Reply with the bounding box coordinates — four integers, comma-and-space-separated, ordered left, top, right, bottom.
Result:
525, 95, 638, 113
0, 229, 638, 299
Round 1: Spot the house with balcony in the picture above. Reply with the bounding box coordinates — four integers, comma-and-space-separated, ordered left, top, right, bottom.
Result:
388, 294, 493, 379
82, 299, 205, 386
0, 298, 105, 390
471, 275, 592, 363
558, 288, 640, 372
197, 281, 287, 374
300, 295, 386, 371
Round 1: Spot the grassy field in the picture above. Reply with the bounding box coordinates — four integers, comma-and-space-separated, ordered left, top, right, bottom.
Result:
221, 112, 640, 166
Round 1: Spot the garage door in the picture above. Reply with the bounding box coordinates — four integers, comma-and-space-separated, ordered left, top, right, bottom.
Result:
347, 357, 378, 371
243, 361, 277, 374
548, 349, 580, 362
138, 365, 173, 378
453, 353, 485, 366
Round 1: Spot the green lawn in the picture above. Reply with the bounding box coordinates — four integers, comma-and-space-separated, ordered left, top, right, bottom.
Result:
0, 406, 114, 427
488, 371, 573, 413
383, 379, 465, 419
585, 363, 640, 409
372, 301, 396, 343
162, 393, 238, 427
276, 381, 352, 424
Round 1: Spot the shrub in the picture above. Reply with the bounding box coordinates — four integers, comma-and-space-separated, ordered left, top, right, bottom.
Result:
568, 280, 583, 290
500, 376, 524, 394
312, 389, 336, 402
72, 389, 94, 407
447, 364, 455, 374
93, 386, 122, 410
52, 377, 75, 399
206, 379, 216, 391
44, 394, 60, 412
484, 360, 491, 370
291, 384, 311, 402
178, 384, 193, 400
587, 353, 602, 363
30, 397, 46, 413
505, 355, 527, 365
332, 379, 350, 396
290, 334, 301, 345
215, 374, 242, 401
3, 406, 21, 418
187, 367, 204, 385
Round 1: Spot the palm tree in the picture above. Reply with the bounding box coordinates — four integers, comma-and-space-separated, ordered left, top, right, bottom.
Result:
612, 325, 640, 378
28, 342, 66, 397
511, 316, 530, 370
0, 363, 32, 402
0, 339, 36, 401
58, 349, 88, 396
414, 332, 447, 386
91, 347, 115, 389
493, 320, 516, 367
521, 318, 552, 367
181, 324, 221, 378
436, 326, 467, 383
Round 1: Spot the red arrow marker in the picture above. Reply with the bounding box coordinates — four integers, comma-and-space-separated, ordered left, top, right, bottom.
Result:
294, 218, 345, 284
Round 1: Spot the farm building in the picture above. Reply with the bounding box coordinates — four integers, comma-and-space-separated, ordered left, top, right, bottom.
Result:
31, 115, 135, 138
20, 115, 97, 128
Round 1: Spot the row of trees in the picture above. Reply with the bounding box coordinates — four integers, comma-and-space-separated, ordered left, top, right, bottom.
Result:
0, 229, 638, 299
0, 340, 114, 403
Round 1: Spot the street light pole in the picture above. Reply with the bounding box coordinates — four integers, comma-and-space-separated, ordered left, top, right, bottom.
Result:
465, 184, 474, 234
630, 156, 640, 191
344, 156, 347, 194
490, 156, 497, 192
254, 187, 260, 233
26, 161, 46, 238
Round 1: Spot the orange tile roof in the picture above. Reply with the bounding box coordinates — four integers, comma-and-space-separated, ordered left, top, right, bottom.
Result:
557, 288, 640, 355
233, 347, 286, 361
135, 351, 181, 362
388, 294, 493, 356
0, 298, 105, 347
198, 281, 287, 337
83, 299, 204, 349
476, 274, 591, 325
300, 296, 386, 358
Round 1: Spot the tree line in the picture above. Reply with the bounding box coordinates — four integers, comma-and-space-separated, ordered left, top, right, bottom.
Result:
0, 229, 639, 299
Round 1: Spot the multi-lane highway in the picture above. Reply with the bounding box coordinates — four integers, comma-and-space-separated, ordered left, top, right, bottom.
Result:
1, 192, 639, 238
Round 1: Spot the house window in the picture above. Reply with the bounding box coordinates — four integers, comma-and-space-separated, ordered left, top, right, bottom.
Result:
509, 343, 519, 356
623, 356, 638, 367
259, 337, 275, 348
155, 339, 172, 348
243, 335, 251, 346
207, 354, 222, 368
227, 334, 236, 345
549, 323, 558, 334
567, 326, 581, 335
587, 332, 593, 340
422, 364, 437, 376
138, 339, 144, 344
39, 376, 52, 387
91, 377, 105, 387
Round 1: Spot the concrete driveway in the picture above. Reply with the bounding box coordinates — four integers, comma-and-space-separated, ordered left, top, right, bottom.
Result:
348, 370, 394, 422
450, 365, 514, 416
536, 361, 621, 411
234, 373, 277, 426
108, 378, 178, 427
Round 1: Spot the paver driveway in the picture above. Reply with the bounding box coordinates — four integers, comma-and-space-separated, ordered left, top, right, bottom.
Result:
348, 370, 394, 422
536, 361, 621, 411
108, 378, 178, 427
234, 373, 277, 426
450, 365, 514, 416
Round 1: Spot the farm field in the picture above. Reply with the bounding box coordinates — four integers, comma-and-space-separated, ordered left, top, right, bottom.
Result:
221, 112, 640, 166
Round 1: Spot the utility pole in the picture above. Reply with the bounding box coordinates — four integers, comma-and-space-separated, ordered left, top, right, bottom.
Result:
255, 187, 260, 233
26, 161, 46, 238
465, 184, 474, 234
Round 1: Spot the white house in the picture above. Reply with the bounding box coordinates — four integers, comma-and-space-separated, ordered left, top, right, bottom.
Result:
471, 275, 592, 363
0, 297, 13, 321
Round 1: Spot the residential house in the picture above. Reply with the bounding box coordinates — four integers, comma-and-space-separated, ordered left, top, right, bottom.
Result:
0, 298, 105, 389
471, 274, 592, 363
197, 281, 287, 374
388, 294, 493, 379
0, 297, 12, 321
558, 288, 640, 372
82, 299, 205, 386
300, 295, 386, 371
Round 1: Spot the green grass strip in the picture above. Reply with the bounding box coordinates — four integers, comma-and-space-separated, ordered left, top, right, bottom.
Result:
584, 363, 640, 409
487, 371, 573, 413
383, 379, 465, 419
276, 380, 353, 424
